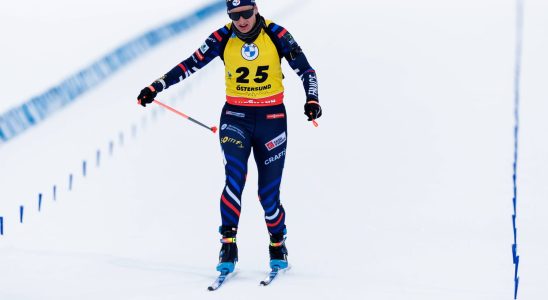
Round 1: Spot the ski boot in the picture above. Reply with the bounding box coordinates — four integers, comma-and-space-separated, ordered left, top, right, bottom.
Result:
216, 226, 238, 273
269, 228, 288, 269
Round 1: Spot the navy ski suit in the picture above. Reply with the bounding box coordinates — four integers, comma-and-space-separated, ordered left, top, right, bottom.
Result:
148, 18, 318, 235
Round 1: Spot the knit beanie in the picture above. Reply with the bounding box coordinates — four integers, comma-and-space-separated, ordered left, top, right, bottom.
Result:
226, 0, 256, 11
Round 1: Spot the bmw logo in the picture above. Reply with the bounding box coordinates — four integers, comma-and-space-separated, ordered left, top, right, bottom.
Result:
232, 0, 240, 6
241, 43, 259, 61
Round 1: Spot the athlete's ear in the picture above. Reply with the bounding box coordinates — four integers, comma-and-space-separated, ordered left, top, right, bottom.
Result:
254, 5, 259, 14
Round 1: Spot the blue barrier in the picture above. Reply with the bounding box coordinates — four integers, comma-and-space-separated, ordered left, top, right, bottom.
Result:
38, 193, 43, 212
0, 1, 225, 145
19, 206, 24, 223
511, 0, 524, 299
96, 150, 101, 167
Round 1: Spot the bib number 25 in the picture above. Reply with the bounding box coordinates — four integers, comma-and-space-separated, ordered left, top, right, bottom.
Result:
236, 66, 269, 84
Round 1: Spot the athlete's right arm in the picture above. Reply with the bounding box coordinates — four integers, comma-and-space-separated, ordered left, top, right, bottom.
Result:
137, 26, 231, 106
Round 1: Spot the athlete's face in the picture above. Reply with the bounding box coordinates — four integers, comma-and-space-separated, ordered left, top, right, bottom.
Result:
228, 5, 258, 33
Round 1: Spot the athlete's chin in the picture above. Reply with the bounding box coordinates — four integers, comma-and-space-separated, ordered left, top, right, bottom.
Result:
237, 24, 251, 33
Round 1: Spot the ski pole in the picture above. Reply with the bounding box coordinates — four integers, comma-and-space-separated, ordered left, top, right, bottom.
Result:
150, 100, 217, 134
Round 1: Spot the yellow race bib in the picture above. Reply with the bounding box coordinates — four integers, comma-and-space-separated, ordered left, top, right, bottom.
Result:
224, 21, 284, 106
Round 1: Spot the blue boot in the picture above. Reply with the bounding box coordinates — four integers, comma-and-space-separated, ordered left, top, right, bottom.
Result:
269, 229, 288, 269
216, 226, 238, 273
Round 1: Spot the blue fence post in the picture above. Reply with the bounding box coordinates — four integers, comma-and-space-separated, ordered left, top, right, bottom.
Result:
20, 206, 24, 223
142, 116, 147, 129
0, 216, 3, 235
38, 193, 43, 212
83, 160, 87, 177
69, 174, 73, 191
96, 149, 101, 167
512, 1, 524, 299
109, 141, 114, 156
53, 185, 57, 201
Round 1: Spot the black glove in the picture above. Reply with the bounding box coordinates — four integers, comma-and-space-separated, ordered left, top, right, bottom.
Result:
137, 86, 157, 107
304, 101, 322, 121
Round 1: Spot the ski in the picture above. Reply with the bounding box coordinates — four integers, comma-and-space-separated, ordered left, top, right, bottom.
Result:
260, 268, 280, 286
260, 266, 289, 286
207, 270, 233, 291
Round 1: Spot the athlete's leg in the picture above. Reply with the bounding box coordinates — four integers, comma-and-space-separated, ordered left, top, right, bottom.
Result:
252, 105, 288, 235
218, 105, 254, 228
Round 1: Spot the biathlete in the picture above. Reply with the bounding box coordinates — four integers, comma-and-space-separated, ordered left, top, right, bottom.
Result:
137, 0, 322, 273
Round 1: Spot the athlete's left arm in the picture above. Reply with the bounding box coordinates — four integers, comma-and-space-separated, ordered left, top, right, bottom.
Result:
268, 24, 319, 102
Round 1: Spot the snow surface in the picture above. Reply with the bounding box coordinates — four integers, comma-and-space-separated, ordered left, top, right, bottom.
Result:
1, 0, 548, 299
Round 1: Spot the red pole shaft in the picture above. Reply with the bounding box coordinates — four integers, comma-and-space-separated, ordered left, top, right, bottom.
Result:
152, 100, 217, 133
153, 100, 190, 119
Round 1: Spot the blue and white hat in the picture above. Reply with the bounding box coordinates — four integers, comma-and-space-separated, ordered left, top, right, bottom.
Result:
226, 0, 256, 11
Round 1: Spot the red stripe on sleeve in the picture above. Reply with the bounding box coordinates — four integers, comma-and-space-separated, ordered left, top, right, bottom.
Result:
178, 63, 187, 73
277, 28, 287, 39
195, 50, 204, 61
213, 31, 222, 42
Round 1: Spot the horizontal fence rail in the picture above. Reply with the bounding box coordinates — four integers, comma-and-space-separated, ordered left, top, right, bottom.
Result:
0, 0, 224, 145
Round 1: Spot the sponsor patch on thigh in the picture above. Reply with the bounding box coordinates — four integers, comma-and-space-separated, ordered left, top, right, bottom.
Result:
265, 132, 287, 151
221, 136, 244, 148
266, 113, 285, 120
226, 110, 245, 118
221, 124, 246, 139
265, 149, 286, 165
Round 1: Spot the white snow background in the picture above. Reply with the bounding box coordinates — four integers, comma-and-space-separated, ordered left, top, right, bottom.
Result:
1, 0, 548, 299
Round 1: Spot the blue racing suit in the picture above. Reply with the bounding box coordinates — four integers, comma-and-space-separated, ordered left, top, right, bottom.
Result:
149, 17, 318, 235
